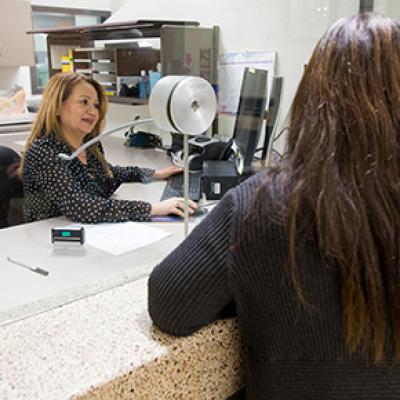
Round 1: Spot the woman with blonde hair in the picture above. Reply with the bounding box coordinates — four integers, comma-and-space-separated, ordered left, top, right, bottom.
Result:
21, 72, 196, 223
149, 13, 400, 399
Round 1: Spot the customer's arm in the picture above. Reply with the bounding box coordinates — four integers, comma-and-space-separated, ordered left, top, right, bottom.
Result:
148, 191, 236, 336
26, 143, 151, 223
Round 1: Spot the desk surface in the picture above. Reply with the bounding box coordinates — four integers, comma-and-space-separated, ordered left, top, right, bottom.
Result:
0, 132, 245, 399
0, 218, 188, 325
0, 134, 195, 325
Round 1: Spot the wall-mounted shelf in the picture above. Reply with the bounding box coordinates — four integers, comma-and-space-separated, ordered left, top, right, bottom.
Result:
27, 19, 198, 79
72, 48, 117, 95
71, 46, 160, 98
27, 20, 220, 107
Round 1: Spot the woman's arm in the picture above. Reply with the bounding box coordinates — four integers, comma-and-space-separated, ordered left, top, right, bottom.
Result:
110, 164, 182, 187
148, 191, 236, 336
110, 164, 155, 184
26, 144, 152, 223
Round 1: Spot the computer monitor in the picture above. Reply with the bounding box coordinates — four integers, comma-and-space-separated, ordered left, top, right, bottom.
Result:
261, 76, 283, 161
232, 67, 268, 174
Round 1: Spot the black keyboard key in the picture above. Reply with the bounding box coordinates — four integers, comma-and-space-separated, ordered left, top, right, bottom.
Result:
160, 173, 202, 202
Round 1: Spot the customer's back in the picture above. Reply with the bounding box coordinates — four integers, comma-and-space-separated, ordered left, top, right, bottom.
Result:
230, 174, 400, 399
237, 11, 400, 397
149, 13, 400, 399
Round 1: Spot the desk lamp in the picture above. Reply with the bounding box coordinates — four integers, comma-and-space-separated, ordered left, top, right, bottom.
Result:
59, 76, 217, 237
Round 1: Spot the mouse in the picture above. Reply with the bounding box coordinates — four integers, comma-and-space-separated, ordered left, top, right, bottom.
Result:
165, 207, 208, 220
191, 206, 208, 217
162, 207, 208, 222
194, 136, 211, 143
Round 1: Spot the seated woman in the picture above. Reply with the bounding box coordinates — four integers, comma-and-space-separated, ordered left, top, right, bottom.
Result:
149, 13, 400, 399
20, 72, 196, 223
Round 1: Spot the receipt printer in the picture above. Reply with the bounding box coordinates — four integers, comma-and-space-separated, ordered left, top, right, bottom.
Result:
51, 227, 85, 244
202, 160, 250, 200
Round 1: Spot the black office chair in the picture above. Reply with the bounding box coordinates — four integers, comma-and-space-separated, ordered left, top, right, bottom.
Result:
0, 146, 24, 228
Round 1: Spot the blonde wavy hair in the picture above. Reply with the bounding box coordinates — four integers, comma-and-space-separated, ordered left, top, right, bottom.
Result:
20, 72, 110, 175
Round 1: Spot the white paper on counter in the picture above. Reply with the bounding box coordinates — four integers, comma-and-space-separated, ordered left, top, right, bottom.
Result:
65, 222, 171, 256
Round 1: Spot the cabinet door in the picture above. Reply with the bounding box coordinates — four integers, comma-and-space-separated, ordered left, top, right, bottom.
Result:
0, 0, 34, 66
116, 48, 160, 76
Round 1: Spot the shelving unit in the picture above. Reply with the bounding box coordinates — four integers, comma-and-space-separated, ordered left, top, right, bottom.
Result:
27, 20, 219, 105
72, 48, 118, 96
71, 47, 160, 100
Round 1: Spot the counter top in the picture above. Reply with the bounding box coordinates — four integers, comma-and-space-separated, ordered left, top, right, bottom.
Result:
0, 276, 245, 399
0, 114, 35, 133
0, 133, 245, 399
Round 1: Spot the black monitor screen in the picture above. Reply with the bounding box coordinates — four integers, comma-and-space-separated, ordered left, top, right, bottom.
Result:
233, 67, 267, 174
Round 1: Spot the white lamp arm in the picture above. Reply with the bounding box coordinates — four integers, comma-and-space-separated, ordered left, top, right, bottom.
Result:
58, 118, 153, 161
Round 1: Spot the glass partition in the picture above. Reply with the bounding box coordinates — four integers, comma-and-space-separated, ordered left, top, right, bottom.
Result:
374, 0, 400, 20
1, 0, 363, 326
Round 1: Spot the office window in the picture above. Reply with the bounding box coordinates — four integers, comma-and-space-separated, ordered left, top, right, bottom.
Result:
30, 6, 110, 94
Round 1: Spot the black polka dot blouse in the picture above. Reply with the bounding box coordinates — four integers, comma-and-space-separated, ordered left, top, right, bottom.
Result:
22, 134, 154, 223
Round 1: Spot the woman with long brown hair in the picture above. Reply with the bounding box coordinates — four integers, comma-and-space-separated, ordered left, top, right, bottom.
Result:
21, 72, 196, 223
148, 13, 400, 398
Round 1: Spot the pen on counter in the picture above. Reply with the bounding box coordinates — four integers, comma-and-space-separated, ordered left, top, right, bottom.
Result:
6, 256, 49, 276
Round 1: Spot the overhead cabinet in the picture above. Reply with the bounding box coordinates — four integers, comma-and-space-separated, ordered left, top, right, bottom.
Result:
27, 20, 219, 105
0, 0, 34, 66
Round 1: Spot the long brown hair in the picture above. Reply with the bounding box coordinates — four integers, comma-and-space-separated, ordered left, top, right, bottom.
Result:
251, 13, 400, 362
20, 72, 110, 175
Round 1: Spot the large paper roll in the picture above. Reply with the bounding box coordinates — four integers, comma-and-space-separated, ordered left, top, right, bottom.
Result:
149, 75, 217, 135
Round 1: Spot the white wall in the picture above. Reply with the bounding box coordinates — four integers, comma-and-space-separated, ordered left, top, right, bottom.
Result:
108, 0, 359, 149
110, 0, 128, 13
30, 0, 111, 10
374, 0, 400, 20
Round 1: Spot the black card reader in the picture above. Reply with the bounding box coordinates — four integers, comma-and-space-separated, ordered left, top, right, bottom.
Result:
51, 227, 85, 244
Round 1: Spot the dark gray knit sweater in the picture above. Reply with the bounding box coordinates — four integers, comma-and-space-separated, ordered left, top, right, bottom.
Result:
148, 171, 400, 399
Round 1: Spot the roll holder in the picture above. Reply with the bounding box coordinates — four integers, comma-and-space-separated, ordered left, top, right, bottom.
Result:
149, 75, 217, 237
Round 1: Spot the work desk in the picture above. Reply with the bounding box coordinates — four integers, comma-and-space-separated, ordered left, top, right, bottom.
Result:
0, 133, 246, 399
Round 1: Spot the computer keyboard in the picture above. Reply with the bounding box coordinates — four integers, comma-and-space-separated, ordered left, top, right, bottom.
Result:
160, 173, 202, 202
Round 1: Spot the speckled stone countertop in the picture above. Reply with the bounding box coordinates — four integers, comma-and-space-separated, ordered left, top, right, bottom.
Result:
0, 277, 245, 399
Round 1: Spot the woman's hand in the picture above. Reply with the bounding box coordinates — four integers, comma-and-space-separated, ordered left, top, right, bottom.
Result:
153, 165, 183, 180
151, 197, 198, 218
